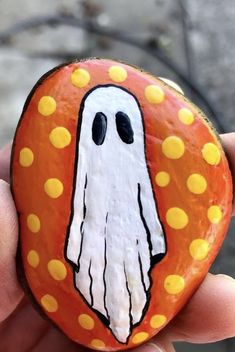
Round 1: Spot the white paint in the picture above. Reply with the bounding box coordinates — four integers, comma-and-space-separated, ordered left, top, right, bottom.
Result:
66, 86, 166, 343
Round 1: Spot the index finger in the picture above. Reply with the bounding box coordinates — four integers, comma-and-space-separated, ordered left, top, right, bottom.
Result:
220, 133, 235, 215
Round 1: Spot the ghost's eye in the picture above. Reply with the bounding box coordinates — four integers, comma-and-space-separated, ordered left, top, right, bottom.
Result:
92, 112, 107, 145
115, 111, 134, 144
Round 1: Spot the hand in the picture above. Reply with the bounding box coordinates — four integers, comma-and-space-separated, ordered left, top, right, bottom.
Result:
0, 134, 235, 352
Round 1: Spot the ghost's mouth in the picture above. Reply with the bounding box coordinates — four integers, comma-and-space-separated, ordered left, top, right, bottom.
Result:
65, 85, 166, 343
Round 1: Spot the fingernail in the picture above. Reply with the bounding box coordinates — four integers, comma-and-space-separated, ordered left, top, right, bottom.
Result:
145, 342, 164, 352
216, 274, 235, 283
0, 179, 9, 188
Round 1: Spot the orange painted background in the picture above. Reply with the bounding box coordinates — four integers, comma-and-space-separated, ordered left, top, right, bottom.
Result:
11, 59, 232, 350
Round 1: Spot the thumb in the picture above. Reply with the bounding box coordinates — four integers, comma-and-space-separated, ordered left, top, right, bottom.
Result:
133, 337, 176, 352
0, 179, 23, 322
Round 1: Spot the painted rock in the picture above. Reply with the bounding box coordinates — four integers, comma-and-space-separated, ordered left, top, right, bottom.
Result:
11, 58, 232, 350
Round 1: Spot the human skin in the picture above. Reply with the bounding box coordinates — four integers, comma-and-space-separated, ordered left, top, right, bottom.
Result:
0, 133, 235, 352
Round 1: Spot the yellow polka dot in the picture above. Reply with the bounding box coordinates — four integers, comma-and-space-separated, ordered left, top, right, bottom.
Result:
162, 136, 185, 159
38, 96, 56, 116
159, 77, 184, 95
27, 214, 41, 233
49, 127, 71, 149
47, 260, 67, 281
71, 68, 90, 88
187, 173, 207, 194
90, 339, 105, 349
207, 205, 223, 224
78, 314, 95, 330
44, 178, 63, 199
108, 65, 127, 82
189, 239, 210, 260
164, 275, 185, 294
19, 147, 34, 167
202, 143, 221, 166
178, 108, 195, 125
145, 85, 165, 104
27, 250, 40, 268
155, 171, 170, 187
41, 294, 58, 313
132, 332, 149, 344
166, 207, 188, 229
150, 314, 167, 329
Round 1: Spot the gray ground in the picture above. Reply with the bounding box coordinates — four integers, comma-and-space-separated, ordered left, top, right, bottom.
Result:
0, 0, 234, 351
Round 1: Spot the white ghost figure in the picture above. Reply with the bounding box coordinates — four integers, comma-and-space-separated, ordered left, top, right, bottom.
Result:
66, 85, 166, 343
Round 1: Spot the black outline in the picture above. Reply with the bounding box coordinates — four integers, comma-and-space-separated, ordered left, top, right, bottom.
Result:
64, 84, 167, 344
137, 183, 167, 266
137, 183, 153, 254
88, 260, 94, 306
123, 262, 133, 339
138, 252, 147, 293
103, 214, 110, 321
73, 173, 87, 273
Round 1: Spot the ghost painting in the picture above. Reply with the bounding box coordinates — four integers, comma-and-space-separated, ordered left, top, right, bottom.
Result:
65, 85, 167, 344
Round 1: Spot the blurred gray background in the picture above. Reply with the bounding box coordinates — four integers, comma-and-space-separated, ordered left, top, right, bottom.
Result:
0, 0, 234, 351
